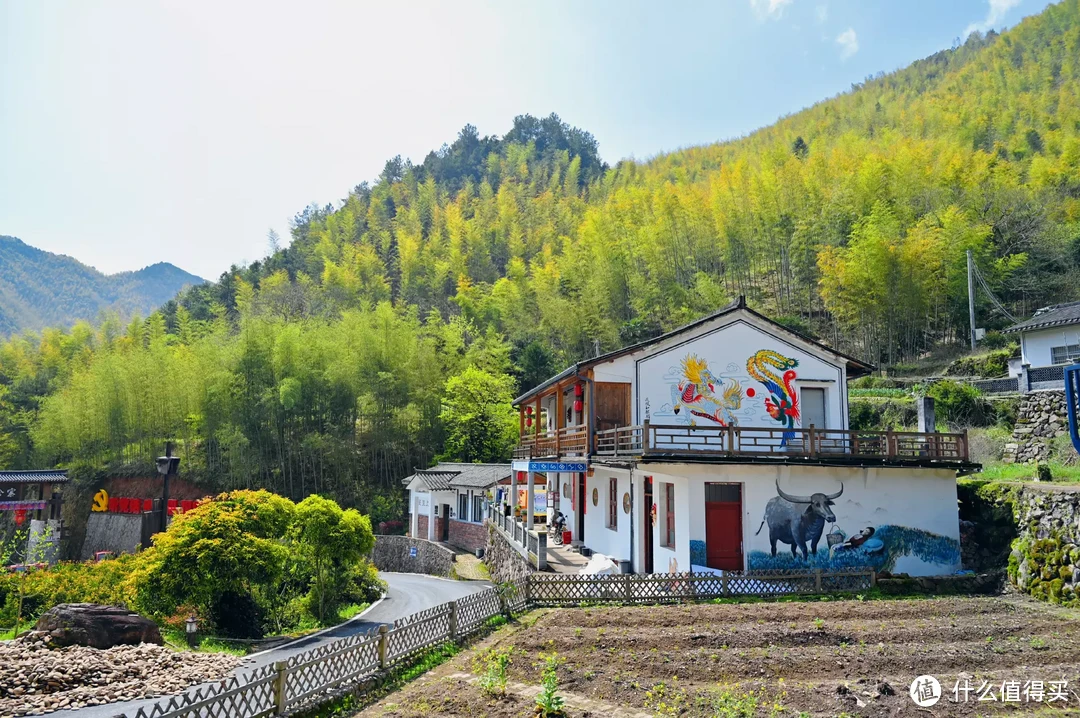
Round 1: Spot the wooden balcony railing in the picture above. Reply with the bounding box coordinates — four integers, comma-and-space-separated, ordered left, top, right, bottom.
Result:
513, 425, 589, 460
590, 422, 968, 463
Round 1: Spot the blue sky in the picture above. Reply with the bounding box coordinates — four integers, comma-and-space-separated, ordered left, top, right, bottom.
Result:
0, 0, 1055, 279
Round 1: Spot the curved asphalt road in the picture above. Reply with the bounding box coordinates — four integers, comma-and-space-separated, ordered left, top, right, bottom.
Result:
52, 573, 490, 718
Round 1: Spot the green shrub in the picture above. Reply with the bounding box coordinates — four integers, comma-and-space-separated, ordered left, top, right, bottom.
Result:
944, 348, 1017, 378
925, 380, 994, 426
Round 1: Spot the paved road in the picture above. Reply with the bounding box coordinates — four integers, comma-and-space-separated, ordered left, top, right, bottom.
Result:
53, 573, 490, 718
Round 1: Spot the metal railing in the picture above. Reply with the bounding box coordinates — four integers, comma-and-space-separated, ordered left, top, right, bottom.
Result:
591, 422, 968, 462
487, 503, 547, 570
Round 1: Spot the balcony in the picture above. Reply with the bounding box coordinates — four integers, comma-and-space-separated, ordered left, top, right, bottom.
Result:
513, 425, 590, 460
516, 421, 971, 465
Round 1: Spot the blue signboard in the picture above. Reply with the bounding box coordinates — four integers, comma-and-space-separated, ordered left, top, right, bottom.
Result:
409, 546, 417, 558
529, 461, 587, 472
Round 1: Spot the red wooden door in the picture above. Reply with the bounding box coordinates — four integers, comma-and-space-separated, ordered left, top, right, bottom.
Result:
704, 483, 742, 570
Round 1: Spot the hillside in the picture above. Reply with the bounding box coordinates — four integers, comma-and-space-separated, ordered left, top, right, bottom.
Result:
0, 236, 205, 336
2, 1, 1079, 513
172, 0, 1080, 372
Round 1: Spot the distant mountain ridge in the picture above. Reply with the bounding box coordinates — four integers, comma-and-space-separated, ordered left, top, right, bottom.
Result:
0, 235, 205, 335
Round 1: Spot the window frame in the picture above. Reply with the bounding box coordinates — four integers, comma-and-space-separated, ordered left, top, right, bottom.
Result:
472, 494, 484, 524
457, 492, 469, 522
662, 482, 675, 548
607, 476, 618, 530
1051, 344, 1080, 365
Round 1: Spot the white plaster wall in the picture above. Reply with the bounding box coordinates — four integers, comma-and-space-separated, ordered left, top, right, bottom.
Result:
1021, 326, 1080, 367
635, 318, 847, 432
585, 466, 633, 563
644, 463, 960, 576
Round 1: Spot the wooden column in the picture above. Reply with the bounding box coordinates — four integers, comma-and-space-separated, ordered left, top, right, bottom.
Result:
526, 471, 535, 530
555, 386, 564, 457
534, 396, 542, 439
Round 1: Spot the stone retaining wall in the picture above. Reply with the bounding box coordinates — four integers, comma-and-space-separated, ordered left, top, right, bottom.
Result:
371, 535, 455, 577
1003, 390, 1068, 463
483, 523, 535, 584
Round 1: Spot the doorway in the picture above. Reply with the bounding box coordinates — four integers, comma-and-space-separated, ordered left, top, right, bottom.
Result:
643, 476, 654, 573
704, 483, 742, 570
802, 387, 826, 429
576, 472, 586, 542
440, 504, 450, 542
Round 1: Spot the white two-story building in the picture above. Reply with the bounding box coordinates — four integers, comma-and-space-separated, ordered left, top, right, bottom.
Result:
508, 298, 976, 577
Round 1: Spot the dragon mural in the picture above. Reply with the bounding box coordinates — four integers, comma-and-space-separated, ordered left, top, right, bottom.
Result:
670, 354, 744, 426
746, 349, 800, 444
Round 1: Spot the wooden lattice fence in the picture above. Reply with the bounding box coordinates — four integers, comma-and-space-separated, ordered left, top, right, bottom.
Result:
123, 569, 870, 718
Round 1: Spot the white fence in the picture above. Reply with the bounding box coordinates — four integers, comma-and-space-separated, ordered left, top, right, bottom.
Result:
120, 568, 872, 718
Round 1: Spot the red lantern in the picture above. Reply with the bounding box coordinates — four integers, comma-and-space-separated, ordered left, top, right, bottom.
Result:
14, 509, 25, 526
525, 417, 533, 428
573, 400, 583, 412
574, 383, 583, 397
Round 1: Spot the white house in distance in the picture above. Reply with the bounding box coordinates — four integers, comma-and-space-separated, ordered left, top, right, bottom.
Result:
1004, 301, 1080, 389
508, 298, 977, 577
403, 463, 511, 554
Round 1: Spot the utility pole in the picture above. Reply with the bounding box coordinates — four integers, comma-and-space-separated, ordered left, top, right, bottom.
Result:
966, 249, 977, 350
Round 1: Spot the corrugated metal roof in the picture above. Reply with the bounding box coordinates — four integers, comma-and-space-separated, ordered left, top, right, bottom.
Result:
1004, 301, 1080, 334
0, 470, 69, 484
401, 463, 511, 491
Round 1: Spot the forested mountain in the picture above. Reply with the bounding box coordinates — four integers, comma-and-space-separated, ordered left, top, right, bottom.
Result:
0, 236, 205, 335
3, 1, 1080, 519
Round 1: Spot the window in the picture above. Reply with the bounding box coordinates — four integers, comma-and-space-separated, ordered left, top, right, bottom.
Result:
607, 477, 618, 530
473, 494, 484, 523
457, 493, 469, 522
1051, 344, 1080, 365
662, 483, 675, 548
801, 387, 827, 429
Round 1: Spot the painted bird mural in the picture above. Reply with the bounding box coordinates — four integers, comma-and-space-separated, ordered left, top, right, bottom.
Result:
746, 349, 800, 445
671, 354, 744, 426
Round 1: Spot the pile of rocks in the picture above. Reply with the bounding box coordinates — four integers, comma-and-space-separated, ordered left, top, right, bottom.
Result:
0, 632, 245, 717
1003, 390, 1068, 464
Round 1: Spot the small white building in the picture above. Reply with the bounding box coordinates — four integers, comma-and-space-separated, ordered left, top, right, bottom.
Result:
403, 463, 510, 553
1004, 302, 1080, 389
508, 298, 977, 577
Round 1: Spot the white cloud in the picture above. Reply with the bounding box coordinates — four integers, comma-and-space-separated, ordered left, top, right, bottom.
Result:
750, 0, 794, 20
815, 5, 828, 24
836, 27, 858, 60
963, 0, 1021, 38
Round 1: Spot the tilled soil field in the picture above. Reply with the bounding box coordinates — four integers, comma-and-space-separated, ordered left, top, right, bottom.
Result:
360, 595, 1080, 717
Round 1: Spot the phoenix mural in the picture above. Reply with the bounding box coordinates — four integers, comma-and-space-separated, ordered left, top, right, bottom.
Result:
746, 349, 800, 444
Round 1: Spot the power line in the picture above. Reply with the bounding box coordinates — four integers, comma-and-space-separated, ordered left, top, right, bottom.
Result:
971, 261, 1018, 323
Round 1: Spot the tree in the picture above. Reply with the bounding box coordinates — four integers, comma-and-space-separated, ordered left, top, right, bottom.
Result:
292, 495, 375, 622
440, 367, 518, 463
132, 490, 296, 637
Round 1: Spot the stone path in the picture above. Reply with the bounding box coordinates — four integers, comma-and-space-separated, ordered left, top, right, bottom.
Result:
445, 671, 653, 718
451, 552, 490, 581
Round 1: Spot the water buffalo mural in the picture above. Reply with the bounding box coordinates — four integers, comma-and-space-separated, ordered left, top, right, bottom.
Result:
747, 480, 961, 574
755, 479, 842, 559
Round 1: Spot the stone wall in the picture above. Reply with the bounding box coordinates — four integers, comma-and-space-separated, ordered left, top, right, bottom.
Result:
1003, 390, 1068, 464
1009, 485, 1080, 605
483, 523, 535, 584
960, 480, 1080, 606
370, 535, 455, 577
80, 512, 144, 560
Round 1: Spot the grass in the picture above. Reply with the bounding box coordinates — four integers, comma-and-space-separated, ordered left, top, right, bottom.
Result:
847, 388, 911, 398
977, 461, 1080, 483
162, 629, 252, 655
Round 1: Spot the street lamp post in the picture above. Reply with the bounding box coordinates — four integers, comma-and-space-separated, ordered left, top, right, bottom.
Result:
156, 442, 180, 533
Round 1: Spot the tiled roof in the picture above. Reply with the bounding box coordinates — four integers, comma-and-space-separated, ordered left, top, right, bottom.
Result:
402, 463, 511, 491
1004, 301, 1080, 334
0, 470, 69, 484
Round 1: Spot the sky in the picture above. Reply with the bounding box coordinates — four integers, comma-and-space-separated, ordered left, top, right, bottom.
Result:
0, 0, 1057, 280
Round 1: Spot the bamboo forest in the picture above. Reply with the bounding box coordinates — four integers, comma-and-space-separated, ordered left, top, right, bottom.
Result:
3, 0, 1080, 523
